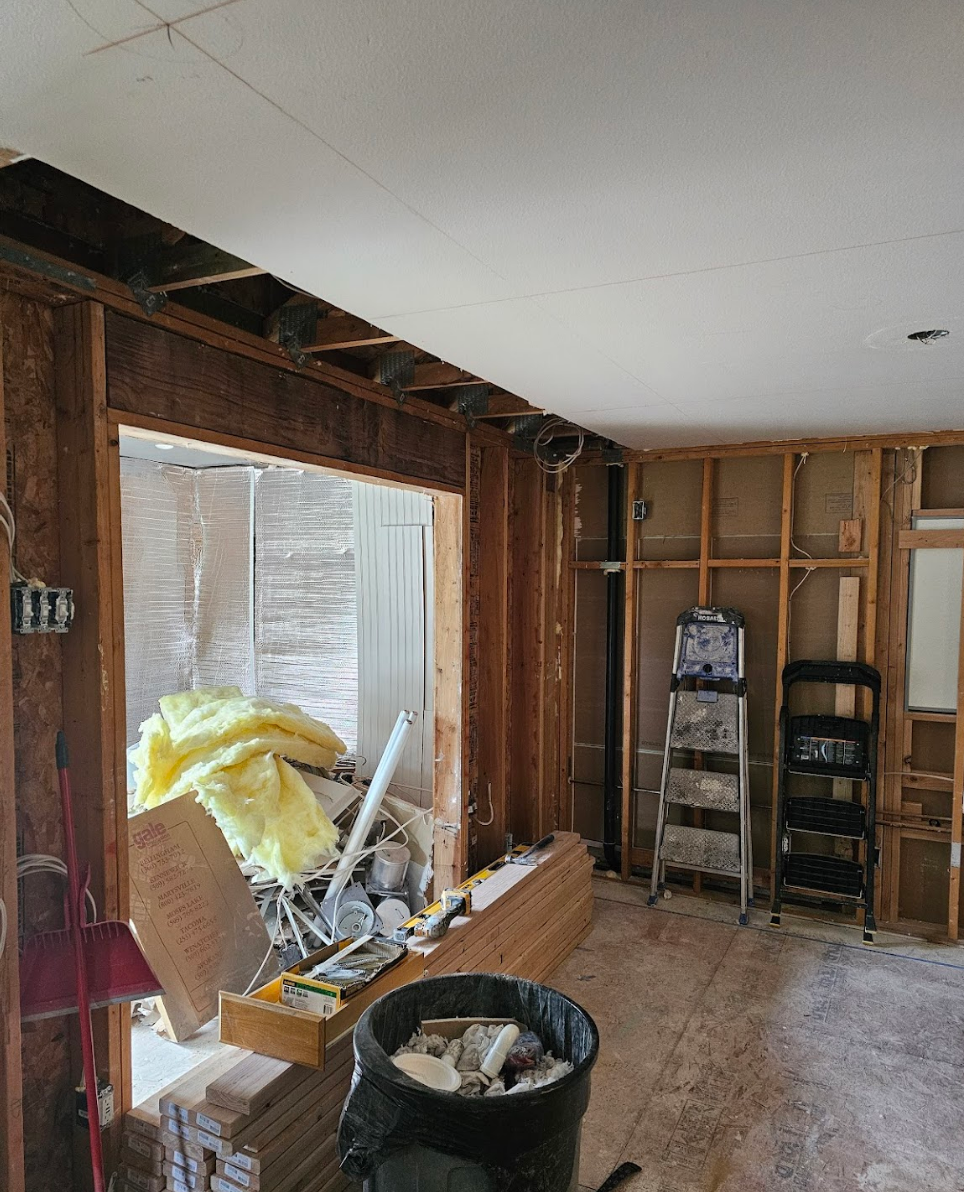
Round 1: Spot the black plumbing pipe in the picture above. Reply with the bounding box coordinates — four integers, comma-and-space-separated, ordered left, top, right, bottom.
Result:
602, 464, 624, 871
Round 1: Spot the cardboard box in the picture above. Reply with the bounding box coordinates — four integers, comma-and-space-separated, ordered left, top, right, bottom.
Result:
128, 795, 278, 1041
219, 947, 424, 1068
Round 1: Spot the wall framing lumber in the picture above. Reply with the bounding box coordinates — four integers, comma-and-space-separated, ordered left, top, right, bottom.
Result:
949, 575, 964, 939
475, 443, 510, 861
769, 455, 794, 900
0, 322, 25, 1192
431, 490, 466, 893
105, 313, 467, 491
54, 301, 129, 1172
0, 235, 511, 448
620, 465, 639, 881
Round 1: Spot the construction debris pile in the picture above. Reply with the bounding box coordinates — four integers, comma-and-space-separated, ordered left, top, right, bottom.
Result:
393, 1023, 573, 1097
130, 687, 345, 887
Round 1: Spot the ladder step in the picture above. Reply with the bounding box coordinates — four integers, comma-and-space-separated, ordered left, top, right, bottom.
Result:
671, 692, 740, 754
667, 768, 740, 812
661, 825, 741, 875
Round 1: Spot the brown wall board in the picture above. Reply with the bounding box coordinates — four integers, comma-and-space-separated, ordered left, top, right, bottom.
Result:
105, 313, 466, 491
920, 445, 964, 510
635, 458, 703, 561
898, 836, 950, 926
1, 292, 74, 1192
710, 454, 783, 559
911, 719, 956, 778
791, 451, 857, 560
634, 569, 701, 753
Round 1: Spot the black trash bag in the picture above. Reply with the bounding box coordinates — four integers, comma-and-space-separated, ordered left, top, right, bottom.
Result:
338, 973, 599, 1191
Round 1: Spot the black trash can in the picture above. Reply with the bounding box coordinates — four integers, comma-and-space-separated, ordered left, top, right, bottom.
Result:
338, 972, 599, 1192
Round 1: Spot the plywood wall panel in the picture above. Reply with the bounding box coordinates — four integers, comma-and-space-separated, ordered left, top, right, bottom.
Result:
711, 455, 783, 559
636, 458, 703, 561
0, 292, 74, 1192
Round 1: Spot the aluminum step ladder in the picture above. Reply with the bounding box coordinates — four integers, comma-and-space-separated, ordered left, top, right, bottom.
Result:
648, 607, 753, 923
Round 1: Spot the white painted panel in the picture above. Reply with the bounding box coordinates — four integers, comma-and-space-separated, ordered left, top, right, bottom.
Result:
355, 484, 435, 807
906, 517, 964, 714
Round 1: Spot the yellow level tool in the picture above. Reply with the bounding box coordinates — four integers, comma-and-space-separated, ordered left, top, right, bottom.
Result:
392, 842, 538, 943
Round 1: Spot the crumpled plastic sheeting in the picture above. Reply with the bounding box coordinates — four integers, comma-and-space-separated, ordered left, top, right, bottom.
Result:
130, 687, 346, 887
338, 973, 599, 1191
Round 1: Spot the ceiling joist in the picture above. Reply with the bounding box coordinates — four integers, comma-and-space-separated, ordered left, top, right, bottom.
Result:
305, 313, 401, 352
402, 362, 478, 390
144, 242, 265, 292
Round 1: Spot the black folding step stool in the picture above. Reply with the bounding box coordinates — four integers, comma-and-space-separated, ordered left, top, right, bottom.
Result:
771, 659, 881, 944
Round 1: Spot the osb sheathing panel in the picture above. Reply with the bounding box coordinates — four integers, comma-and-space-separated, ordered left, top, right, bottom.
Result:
635, 458, 702, 561
0, 292, 74, 1191
711, 454, 783, 559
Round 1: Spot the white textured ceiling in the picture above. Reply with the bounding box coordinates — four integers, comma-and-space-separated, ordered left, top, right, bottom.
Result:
2, 1, 963, 448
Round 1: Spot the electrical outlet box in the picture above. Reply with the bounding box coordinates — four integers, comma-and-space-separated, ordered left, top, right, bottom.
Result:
632, 500, 649, 521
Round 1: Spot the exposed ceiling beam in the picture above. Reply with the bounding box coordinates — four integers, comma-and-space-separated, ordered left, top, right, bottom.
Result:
144, 242, 266, 291
403, 362, 478, 390
304, 313, 401, 352
469, 394, 543, 419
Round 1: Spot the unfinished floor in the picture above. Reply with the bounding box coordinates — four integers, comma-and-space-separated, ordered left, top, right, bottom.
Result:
552, 879, 964, 1192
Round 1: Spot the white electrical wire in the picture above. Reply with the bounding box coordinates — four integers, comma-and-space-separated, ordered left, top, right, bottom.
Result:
476, 781, 495, 828
533, 417, 585, 475
789, 453, 813, 560
18, 854, 98, 921
0, 491, 28, 583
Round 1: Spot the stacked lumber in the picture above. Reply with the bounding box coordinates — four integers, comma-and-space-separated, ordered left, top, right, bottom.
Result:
408, 831, 594, 981
122, 833, 592, 1191
119, 1050, 248, 1192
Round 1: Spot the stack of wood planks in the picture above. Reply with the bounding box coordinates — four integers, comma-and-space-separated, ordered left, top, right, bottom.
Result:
407, 831, 593, 980
121, 833, 591, 1192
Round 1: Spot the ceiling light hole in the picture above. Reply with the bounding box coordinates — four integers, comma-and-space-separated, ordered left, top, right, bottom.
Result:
907, 329, 950, 345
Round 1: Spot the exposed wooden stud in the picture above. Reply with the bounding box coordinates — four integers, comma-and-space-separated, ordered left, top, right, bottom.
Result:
54, 301, 128, 1169
621, 464, 639, 881
557, 468, 577, 833
0, 326, 25, 1192
432, 490, 465, 892
0, 148, 26, 168
770, 454, 794, 901
948, 558, 964, 940
476, 444, 510, 861
833, 577, 861, 801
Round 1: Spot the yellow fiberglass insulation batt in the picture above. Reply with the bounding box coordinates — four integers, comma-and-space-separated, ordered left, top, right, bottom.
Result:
130, 687, 345, 888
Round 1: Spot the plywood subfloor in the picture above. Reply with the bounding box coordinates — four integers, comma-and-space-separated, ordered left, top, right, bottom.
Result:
553, 880, 964, 1192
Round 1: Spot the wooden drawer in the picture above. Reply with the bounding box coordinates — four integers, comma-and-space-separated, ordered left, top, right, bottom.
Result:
219, 949, 424, 1068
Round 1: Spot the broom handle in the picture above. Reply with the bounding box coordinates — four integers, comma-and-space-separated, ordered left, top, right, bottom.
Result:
57, 731, 106, 1192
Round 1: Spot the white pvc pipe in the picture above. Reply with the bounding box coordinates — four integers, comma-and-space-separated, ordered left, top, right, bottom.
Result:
326, 709, 418, 904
